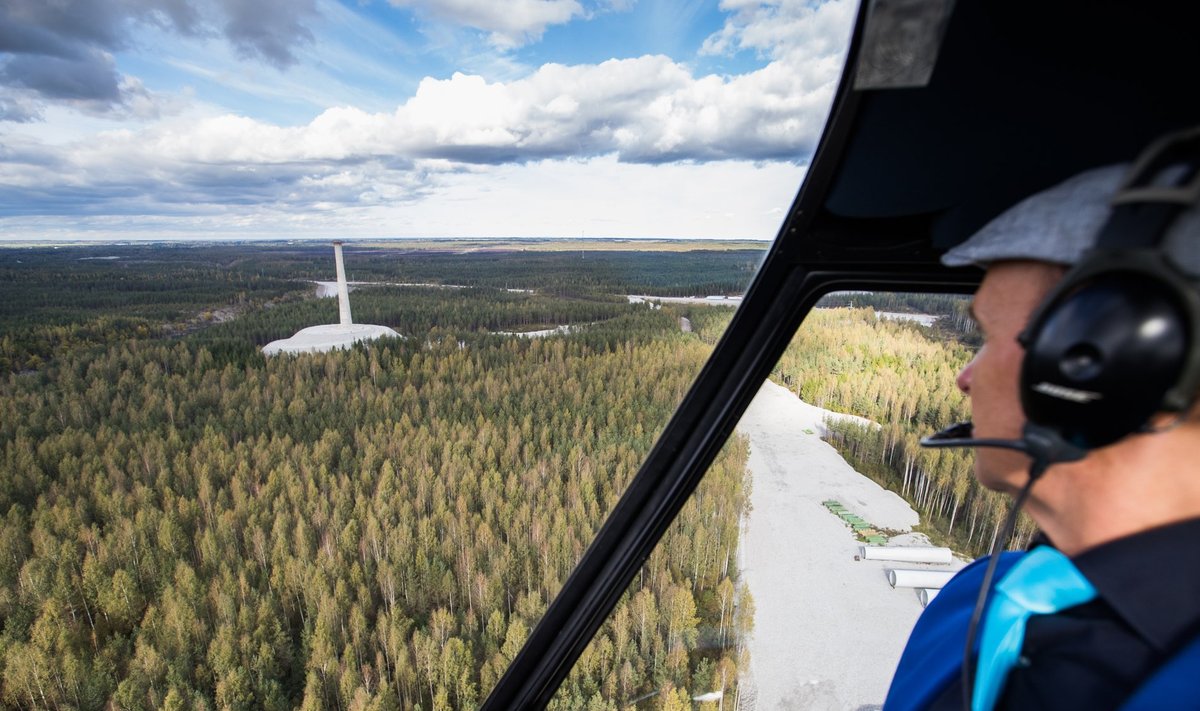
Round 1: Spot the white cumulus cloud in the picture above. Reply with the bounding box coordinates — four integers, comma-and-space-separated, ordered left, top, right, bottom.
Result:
701, 0, 854, 63
387, 0, 584, 48
0, 0, 856, 239
0, 50, 837, 219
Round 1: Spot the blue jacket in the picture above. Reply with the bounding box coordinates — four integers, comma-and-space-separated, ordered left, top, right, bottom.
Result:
883, 552, 1200, 711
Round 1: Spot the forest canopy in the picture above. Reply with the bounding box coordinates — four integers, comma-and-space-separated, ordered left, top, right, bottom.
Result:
0, 245, 756, 711
0, 244, 1001, 710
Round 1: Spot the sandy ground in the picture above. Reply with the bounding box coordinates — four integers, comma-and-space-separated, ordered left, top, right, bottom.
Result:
313, 280, 469, 297
314, 281, 340, 297
875, 312, 938, 327
261, 323, 401, 355
627, 294, 743, 306
492, 325, 577, 338
735, 381, 961, 711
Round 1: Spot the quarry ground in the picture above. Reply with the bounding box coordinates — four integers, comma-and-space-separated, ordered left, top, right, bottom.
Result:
735, 380, 962, 711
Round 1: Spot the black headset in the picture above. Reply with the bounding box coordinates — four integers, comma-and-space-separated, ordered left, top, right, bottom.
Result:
1018, 127, 1200, 451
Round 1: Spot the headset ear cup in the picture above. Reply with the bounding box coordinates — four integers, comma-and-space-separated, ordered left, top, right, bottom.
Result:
1020, 272, 1189, 449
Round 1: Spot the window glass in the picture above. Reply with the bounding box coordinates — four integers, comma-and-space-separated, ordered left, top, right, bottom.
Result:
0, 2, 855, 709
0, 245, 764, 710
552, 291, 1038, 709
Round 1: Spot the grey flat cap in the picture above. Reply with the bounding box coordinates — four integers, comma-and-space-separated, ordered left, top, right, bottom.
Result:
942, 164, 1200, 276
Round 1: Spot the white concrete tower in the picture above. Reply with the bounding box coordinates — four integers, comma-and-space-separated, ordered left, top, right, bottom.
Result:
262, 242, 400, 356
333, 241, 353, 325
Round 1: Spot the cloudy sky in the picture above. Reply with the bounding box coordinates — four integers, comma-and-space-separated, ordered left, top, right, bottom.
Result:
0, 0, 855, 241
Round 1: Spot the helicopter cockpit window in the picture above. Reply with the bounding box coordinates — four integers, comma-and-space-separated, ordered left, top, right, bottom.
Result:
0, 2, 858, 710
543, 290, 1017, 709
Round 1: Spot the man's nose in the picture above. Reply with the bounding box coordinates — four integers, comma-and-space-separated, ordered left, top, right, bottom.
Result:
956, 357, 975, 395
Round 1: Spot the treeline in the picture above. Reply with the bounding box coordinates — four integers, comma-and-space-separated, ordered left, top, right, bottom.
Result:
238, 247, 763, 298
0, 243, 764, 299
0, 248, 301, 373
815, 292, 979, 347
815, 292, 966, 317
0, 288, 749, 709
191, 287, 641, 367
0, 245, 764, 374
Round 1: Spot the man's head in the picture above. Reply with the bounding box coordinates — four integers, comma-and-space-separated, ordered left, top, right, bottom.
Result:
944, 163, 1200, 497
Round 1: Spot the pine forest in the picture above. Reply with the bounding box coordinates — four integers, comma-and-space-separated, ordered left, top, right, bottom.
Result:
0, 243, 1008, 710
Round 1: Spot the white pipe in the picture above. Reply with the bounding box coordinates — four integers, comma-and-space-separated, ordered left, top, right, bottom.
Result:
887, 569, 957, 589
918, 588, 940, 607
333, 241, 353, 325
861, 546, 954, 564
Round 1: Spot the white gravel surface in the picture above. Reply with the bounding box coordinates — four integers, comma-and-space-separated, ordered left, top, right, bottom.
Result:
735, 380, 962, 710
261, 323, 401, 355
492, 325, 577, 338
313, 280, 469, 297
875, 312, 938, 327
626, 294, 743, 306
